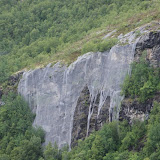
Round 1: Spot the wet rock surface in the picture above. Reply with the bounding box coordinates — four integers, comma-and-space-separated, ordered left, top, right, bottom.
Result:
119, 93, 160, 123
71, 86, 110, 147
18, 43, 135, 148
17, 28, 160, 148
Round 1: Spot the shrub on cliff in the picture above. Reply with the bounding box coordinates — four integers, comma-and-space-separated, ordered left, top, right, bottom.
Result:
121, 59, 160, 102
143, 102, 160, 157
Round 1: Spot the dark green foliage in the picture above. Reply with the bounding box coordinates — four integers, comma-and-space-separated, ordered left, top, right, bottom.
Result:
122, 59, 160, 102
120, 121, 146, 151
41, 143, 69, 160
46, 102, 160, 160
1, 0, 160, 159
0, 93, 45, 160
143, 102, 160, 157
1, 95, 159, 160
44, 142, 62, 160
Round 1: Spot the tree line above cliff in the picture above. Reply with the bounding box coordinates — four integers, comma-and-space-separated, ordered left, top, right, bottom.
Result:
0, 0, 160, 83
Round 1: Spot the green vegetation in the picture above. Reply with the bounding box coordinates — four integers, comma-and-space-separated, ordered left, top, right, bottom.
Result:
121, 56, 160, 102
0, 93, 44, 160
41, 102, 160, 160
1, 0, 160, 83
81, 38, 118, 54
1, 94, 160, 160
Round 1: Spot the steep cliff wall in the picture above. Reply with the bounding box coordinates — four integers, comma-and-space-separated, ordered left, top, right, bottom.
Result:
18, 24, 160, 148
18, 42, 136, 148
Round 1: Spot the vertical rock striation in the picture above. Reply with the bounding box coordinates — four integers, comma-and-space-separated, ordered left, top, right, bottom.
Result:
18, 42, 137, 148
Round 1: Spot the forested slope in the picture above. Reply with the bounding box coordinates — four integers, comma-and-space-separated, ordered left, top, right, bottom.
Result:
1, 0, 160, 83
0, 93, 44, 160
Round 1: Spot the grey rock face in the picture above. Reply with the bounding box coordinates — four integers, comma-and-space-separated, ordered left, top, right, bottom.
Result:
135, 31, 160, 67
18, 43, 136, 148
0, 101, 5, 106
102, 30, 117, 40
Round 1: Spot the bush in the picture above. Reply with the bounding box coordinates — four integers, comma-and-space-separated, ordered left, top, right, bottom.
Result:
120, 121, 146, 151
121, 59, 160, 102
97, 38, 118, 52
144, 102, 160, 157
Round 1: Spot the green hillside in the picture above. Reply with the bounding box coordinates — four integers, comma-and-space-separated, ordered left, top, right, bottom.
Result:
0, 0, 160, 83
1, 0, 160, 160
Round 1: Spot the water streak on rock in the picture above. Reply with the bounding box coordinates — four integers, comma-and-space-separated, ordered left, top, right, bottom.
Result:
18, 43, 136, 148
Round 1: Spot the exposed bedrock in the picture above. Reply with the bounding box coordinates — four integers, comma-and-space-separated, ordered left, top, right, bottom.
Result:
119, 93, 160, 124
18, 43, 135, 148
71, 86, 110, 147
18, 30, 160, 148
135, 31, 160, 67
71, 86, 90, 148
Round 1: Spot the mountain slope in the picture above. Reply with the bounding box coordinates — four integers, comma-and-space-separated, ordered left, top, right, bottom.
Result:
0, 0, 160, 83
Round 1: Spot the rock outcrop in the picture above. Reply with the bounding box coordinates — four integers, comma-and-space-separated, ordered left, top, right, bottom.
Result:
0, 88, 2, 99
71, 86, 110, 147
135, 31, 160, 67
119, 93, 160, 124
18, 43, 135, 148
18, 26, 160, 148
0, 72, 23, 107
71, 86, 90, 147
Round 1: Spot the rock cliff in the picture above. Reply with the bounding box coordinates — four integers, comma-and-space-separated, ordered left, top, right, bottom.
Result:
18, 43, 136, 148
18, 26, 160, 148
